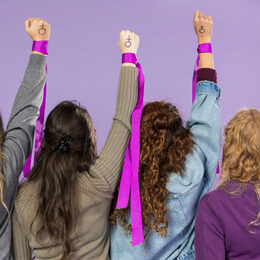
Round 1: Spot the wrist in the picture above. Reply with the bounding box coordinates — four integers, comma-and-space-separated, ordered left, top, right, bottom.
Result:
198, 38, 212, 45
32, 51, 46, 56
121, 51, 137, 55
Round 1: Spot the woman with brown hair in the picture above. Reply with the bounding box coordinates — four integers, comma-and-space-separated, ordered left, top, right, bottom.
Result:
11, 30, 140, 259
195, 109, 260, 259
0, 18, 49, 259
110, 10, 221, 260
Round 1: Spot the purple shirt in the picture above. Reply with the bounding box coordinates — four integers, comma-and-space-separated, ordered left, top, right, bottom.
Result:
195, 180, 260, 260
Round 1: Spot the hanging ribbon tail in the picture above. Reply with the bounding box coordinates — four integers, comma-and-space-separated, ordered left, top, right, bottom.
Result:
23, 82, 46, 178
192, 56, 200, 103
116, 142, 132, 208
193, 43, 220, 174
116, 54, 145, 246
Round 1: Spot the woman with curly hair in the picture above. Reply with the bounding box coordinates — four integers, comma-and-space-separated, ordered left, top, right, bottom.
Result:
110, 11, 221, 260
195, 109, 260, 260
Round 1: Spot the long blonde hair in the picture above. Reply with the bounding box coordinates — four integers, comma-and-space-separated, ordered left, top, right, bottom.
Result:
218, 109, 260, 230
0, 115, 8, 212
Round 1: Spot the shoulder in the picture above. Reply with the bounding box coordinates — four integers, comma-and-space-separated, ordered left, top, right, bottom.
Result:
197, 188, 228, 217
15, 180, 39, 214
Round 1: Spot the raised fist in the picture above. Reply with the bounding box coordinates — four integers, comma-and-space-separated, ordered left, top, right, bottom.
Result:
193, 10, 213, 44
118, 30, 139, 54
25, 18, 50, 41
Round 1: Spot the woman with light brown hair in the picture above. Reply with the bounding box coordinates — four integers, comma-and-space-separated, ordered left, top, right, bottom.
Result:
11, 29, 140, 260
195, 109, 260, 259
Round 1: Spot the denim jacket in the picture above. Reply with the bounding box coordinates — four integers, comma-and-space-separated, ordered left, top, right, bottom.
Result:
110, 81, 221, 260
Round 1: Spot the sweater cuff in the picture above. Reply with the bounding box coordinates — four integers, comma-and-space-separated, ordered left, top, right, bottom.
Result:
197, 68, 217, 84
28, 54, 47, 69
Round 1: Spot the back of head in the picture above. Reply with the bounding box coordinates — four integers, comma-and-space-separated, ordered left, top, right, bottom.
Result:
110, 101, 194, 245
28, 101, 97, 259
220, 109, 260, 184
219, 109, 260, 231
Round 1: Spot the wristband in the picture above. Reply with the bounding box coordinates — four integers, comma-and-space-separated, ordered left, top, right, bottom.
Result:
32, 40, 49, 55
116, 53, 145, 246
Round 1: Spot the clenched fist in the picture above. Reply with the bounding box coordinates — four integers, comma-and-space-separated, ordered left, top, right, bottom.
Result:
193, 10, 213, 44
118, 30, 139, 54
25, 18, 50, 41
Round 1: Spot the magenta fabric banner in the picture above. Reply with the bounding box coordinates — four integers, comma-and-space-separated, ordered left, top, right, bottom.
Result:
116, 53, 145, 246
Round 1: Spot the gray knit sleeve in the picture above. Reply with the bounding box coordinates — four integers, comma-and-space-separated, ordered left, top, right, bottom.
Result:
88, 66, 138, 195
2, 54, 46, 212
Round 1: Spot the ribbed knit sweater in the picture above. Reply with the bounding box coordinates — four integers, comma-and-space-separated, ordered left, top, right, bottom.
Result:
12, 66, 138, 260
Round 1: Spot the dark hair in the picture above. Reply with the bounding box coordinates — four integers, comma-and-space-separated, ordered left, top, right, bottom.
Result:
110, 101, 194, 247
28, 101, 97, 259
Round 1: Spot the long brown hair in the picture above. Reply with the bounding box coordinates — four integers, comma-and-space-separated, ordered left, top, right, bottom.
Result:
218, 109, 260, 231
0, 114, 8, 213
110, 101, 194, 246
28, 101, 97, 259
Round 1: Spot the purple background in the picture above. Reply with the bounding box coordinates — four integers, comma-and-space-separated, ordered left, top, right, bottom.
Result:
0, 0, 259, 188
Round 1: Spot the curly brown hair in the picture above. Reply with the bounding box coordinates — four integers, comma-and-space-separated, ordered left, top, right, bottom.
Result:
28, 101, 97, 260
110, 101, 194, 246
218, 109, 260, 231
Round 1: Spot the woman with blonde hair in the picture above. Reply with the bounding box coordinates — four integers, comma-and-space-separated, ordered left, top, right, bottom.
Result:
0, 18, 49, 259
195, 109, 260, 259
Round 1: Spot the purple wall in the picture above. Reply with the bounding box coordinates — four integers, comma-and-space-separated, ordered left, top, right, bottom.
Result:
1, 0, 259, 187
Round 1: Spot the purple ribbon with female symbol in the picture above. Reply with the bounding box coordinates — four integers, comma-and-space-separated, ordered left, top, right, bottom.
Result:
116, 53, 145, 246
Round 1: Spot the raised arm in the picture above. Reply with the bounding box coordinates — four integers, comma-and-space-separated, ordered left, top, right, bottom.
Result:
1, 18, 50, 213
186, 11, 221, 184
88, 31, 139, 194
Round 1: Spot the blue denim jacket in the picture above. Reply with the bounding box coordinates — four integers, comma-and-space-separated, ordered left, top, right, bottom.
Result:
110, 81, 221, 260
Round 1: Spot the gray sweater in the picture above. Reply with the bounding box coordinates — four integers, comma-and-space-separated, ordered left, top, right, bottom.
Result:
0, 54, 47, 260
12, 66, 138, 259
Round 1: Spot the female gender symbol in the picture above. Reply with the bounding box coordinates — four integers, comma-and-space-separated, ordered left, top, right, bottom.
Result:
199, 25, 206, 34
124, 36, 132, 48
38, 23, 47, 35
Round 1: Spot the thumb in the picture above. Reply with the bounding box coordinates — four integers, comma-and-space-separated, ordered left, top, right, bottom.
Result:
24, 18, 30, 32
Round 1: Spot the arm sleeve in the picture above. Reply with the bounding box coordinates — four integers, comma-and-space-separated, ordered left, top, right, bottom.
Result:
195, 194, 226, 260
12, 208, 32, 260
2, 54, 46, 211
197, 68, 217, 83
186, 80, 221, 186
88, 66, 138, 194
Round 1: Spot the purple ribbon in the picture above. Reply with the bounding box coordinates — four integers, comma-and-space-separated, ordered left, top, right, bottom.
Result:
116, 53, 145, 246
192, 43, 219, 173
32, 40, 49, 55
23, 41, 48, 177
192, 43, 212, 102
